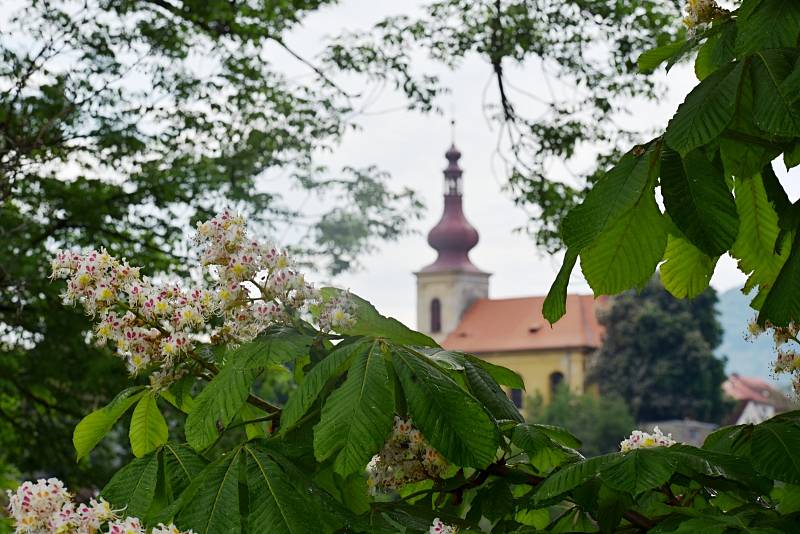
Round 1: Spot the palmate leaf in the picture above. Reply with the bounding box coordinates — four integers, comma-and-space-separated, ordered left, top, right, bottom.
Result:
580, 183, 666, 294
665, 62, 742, 155
176, 449, 242, 534
695, 22, 737, 80
751, 50, 800, 137
281, 340, 366, 433
638, 41, 687, 73
245, 444, 344, 534
463, 360, 524, 423
130, 393, 168, 458
313, 339, 394, 476
661, 148, 739, 257
320, 288, 437, 347
73, 386, 145, 461
599, 449, 677, 496
101, 450, 159, 518
660, 233, 718, 299
393, 348, 500, 468
665, 445, 771, 494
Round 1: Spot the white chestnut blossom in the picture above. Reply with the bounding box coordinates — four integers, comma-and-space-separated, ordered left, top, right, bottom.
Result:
682, 0, 726, 34
619, 427, 675, 453
51, 210, 354, 388
367, 416, 447, 494
429, 517, 457, 534
6, 478, 193, 534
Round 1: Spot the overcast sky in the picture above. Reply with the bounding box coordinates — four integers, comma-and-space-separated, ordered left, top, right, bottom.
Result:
264, 0, 800, 328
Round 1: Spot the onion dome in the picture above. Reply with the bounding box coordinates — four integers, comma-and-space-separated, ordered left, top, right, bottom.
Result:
421, 144, 484, 273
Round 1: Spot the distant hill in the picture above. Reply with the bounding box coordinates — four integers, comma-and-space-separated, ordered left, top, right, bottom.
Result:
715, 287, 787, 386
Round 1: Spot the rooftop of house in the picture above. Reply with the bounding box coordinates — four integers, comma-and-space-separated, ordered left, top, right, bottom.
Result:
441, 294, 604, 354
722, 373, 791, 409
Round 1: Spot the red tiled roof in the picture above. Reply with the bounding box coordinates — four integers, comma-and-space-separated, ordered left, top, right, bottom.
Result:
441, 294, 604, 353
722, 373, 781, 404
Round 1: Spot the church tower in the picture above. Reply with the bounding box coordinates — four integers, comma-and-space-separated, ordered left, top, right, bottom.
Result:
415, 143, 490, 342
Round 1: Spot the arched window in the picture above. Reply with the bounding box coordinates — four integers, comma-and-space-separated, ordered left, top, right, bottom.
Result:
430, 298, 442, 333
549, 371, 564, 398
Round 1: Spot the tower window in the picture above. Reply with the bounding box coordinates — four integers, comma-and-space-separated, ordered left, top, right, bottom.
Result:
510, 389, 523, 409
430, 298, 442, 333
549, 371, 564, 398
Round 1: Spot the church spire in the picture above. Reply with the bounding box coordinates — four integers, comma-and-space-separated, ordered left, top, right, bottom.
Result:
421, 142, 483, 273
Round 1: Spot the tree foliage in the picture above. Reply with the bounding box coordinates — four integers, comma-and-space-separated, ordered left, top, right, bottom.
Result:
0, 0, 424, 486
546, 0, 800, 337
591, 278, 729, 423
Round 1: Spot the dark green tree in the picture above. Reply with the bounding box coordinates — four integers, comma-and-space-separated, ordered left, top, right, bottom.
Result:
526, 386, 636, 457
591, 278, 728, 423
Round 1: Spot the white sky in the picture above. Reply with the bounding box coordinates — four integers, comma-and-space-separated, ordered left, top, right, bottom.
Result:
271, 0, 800, 327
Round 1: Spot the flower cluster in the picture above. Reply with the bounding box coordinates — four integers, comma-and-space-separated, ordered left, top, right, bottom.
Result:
429, 518, 457, 534
682, 0, 727, 33
6, 478, 192, 534
51, 210, 354, 388
619, 427, 675, 452
366, 416, 448, 494
747, 319, 800, 394
316, 290, 357, 333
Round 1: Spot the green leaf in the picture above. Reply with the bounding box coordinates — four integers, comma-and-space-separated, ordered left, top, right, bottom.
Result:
245, 444, 342, 534
661, 148, 739, 256
320, 288, 437, 347
162, 442, 207, 498
752, 50, 800, 137
463, 354, 524, 390
665, 444, 771, 494
313, 339, 393, 476
563, 145, 660, 251
543, 248, 578, 324
184, 350, 261, 451
527, 424, 582, 450
638, 41, 687, 73
129, 393, 168, 458
735, 0, 800, 55
660, 233, 718, 299
580, 182, 666, 294
281, 340, 365, 433
101, 451, 159, 518
512, 424, 580, 472
731, 173, 786, 289
665, 63, 742, 155
394, 348, 500, 468
176, 450, 242, 534
599, 449, 676, 496
695, 23, 737, 80
534, 453, 618, 502
73, 386, 145, 461
751, 422, 800, 483
758, 232, 800, 326
463, 360, 523, 423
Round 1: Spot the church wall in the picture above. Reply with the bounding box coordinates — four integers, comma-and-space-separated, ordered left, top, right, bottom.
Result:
477, 349, 590, 409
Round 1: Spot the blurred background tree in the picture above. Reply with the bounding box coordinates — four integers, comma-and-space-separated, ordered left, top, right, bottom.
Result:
0, 0, 683, 489
590, 277, 729, 423
526, 386, 635, 457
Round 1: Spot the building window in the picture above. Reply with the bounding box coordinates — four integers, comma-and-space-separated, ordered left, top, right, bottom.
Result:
430, 298, 442, 333
510, 388, 523, 409
549, 371, 564, 398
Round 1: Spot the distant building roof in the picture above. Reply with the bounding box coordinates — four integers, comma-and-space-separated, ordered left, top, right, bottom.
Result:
441, 294, 603, 353
723, 373, 791, 408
